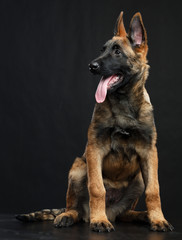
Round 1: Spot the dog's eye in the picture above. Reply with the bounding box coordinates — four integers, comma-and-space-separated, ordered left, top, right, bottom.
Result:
114, 49, 121, 55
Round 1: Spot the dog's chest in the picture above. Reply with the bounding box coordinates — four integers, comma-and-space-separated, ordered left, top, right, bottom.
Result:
108, 126, 138, 160
97, 121, 152, 149
101, 126, 142, 181
94, 100, 153, 157
110, 126, 131, 149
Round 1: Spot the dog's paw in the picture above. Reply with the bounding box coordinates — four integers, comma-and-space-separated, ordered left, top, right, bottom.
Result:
150, 219, 174, 232
148, 211, 174, 232
54, 213, 74, 228
90, 218, 115, 233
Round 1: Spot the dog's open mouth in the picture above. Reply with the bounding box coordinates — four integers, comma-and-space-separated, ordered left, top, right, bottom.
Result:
95, 74, 123, 103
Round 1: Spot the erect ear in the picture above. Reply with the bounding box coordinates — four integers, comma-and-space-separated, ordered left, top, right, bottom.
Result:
115, 11, 127, 38
128, 12, 147, 48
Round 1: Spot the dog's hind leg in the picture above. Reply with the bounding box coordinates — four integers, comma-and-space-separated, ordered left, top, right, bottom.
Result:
54, 156, 88, 228
118, 197, 148, 223
106, 172, 145, 222
118, 210, 148, 223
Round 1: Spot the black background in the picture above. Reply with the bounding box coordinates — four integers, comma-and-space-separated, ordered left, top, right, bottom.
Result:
0, 0, 181, 220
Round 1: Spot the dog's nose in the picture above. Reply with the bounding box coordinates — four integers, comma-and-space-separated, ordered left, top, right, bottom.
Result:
88, 62, 100, 73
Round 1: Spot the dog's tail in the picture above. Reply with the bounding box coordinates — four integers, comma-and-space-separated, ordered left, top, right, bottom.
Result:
16, 208, 65, 222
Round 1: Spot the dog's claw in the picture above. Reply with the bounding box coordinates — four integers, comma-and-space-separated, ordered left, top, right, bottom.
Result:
90, 220, 115, 233
150, 220, 174, 232
54, 215, 74, 228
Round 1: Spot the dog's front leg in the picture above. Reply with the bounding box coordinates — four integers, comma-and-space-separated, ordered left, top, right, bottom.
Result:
86, 144, 114, 232
139, 146, 173, 231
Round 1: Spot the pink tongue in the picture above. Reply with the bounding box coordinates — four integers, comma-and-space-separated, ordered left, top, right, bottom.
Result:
95, 76, 113, 103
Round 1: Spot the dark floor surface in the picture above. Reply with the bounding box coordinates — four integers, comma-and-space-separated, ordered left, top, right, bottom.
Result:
0, 214, 181, 240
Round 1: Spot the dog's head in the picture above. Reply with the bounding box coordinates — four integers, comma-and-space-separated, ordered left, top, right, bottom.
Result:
89, 12, 148, 103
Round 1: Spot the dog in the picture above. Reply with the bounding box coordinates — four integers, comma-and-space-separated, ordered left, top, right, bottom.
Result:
16, 11, 174, 233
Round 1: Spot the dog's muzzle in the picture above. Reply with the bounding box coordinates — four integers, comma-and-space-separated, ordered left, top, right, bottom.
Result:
88, 61, 100, 74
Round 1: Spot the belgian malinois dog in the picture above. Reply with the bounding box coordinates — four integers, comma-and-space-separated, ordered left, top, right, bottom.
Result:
16, 11, 174, 233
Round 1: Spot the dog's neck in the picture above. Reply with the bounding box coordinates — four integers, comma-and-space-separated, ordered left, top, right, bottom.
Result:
107, 64, 149, 119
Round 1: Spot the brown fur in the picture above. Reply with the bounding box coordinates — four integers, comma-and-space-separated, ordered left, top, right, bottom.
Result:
16, 11, 173, 233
